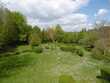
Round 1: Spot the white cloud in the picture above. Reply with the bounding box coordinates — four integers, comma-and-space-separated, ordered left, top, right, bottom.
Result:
52, 13, 89, 31
2, 0, 90, 31
95, 9, 109, 25
30, 13, 90, 32
95, 9, 108, 17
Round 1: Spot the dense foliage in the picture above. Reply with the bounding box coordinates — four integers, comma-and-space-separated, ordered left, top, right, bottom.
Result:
0, 6, 32, 51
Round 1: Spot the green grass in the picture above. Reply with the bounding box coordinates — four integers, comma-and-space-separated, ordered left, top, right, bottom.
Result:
0, 43, 108, 83
59, 75, 75, 83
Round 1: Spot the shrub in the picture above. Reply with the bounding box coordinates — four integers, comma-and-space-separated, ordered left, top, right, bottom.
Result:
92, 48, 110, 61
75, 48, 84, 57
60, 45, 84, 57
97, 68, 110, 83
79, 31, 98, 51
61, 32, 81, 44
92, 39, 110, 61
92, 48, 104, 60
59, 75, 75, 83
60, 45, 76, 53
44, 45, 50, 49
32, 46, 43, 53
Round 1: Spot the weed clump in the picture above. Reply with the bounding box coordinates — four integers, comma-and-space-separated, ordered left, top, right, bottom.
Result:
32, 46, 43, 53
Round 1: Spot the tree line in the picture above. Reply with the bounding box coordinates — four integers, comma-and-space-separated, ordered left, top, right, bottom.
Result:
0, 5, 64, 50
0, 5, 110, 61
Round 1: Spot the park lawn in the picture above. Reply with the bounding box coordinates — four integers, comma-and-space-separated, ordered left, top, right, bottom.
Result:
0, 43, 106, 83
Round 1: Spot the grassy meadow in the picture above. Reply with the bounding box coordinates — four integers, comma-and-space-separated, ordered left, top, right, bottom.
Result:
0, 43, 109, 83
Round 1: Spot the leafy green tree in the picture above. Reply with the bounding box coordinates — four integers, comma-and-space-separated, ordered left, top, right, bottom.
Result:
19, 25, 32, 44
42, 29, 49, 43
29, 33, 41, 46
0, 6, 32, 50
55, 24, 64, 42
0, 8, 20, 50
92, 26, 110, 61
47, 27, 56, 42
11, 12, 31, 44
33, 26, 41, 33
29, 26, 42, 46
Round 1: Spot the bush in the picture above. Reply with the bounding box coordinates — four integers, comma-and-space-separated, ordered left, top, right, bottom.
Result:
75, 48, 84, 57
92, 48, 110, 61
60, 45, 76, 53
60, 44, 84, 57
92, 48, 104, 60
32, 46, 43, 53
97, 68, 110, 83
59, 75, 75, 83
29, 33, 41, 46
92, 39, 110, 61
61, 32, 81, 44
79, 31, 98, 51
44, 45, 50, 49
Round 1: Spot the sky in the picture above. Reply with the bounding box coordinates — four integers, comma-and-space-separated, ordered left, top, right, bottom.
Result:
1, 0, 110, 31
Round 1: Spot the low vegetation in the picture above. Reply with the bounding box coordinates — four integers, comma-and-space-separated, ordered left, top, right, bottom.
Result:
59, 75, 75, 83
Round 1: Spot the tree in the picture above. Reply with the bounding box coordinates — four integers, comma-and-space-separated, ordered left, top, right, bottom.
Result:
47, 27, 56, 42
19, 25, 32, 44
29, 26, 42, 46
29, 33, 41, 46
42, 29, 49, 43
33, 26, 41, 33
0, 7, 20, 50
92, 26, 110, 61
0, 6, 32, 50
11, 12, 30, 43
55, 24, 64, 42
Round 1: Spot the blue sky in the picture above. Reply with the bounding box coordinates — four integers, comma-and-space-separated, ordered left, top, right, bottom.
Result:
80, 0, 110, 14
80, 0, 110, 23
2, 0, 110, 31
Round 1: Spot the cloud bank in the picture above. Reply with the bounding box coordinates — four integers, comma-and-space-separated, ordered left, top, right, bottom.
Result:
95, 9, 109, 25
95, 9, 108, 17
2, 0, 91, 31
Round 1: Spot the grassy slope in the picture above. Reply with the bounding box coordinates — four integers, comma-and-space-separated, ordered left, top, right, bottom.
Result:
0, 43, 106, 83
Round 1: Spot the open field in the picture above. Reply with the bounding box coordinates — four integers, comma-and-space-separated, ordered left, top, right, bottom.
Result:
0, 43, 109, 83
